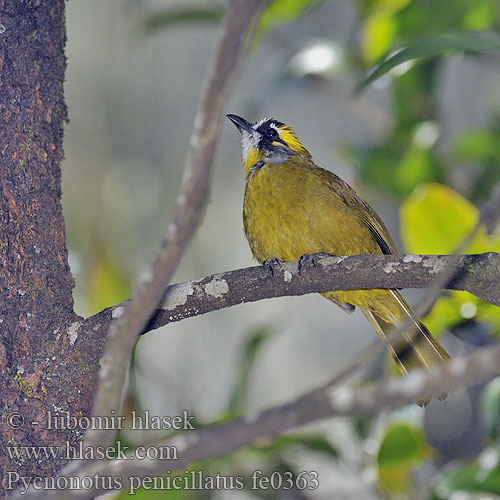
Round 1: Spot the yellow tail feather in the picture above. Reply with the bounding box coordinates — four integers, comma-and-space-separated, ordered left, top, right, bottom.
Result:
362, 290, 449, 405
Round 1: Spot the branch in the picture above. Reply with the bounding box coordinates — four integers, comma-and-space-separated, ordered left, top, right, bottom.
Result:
15, 339, 500, 500
85, 0, 269, 451
84, 253, 500, 336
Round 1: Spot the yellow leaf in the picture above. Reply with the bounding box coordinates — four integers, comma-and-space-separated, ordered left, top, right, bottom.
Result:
423, 292, 473, 335
85, 244, 131, 315
400, 183, 486, 254
400, 183, 500, 336
362, 12, 397, 64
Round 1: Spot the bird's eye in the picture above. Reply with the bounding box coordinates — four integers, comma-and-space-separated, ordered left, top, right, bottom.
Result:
266, 128, 278, 139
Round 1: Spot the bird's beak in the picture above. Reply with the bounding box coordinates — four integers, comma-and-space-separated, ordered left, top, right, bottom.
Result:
226, 114, 254, 134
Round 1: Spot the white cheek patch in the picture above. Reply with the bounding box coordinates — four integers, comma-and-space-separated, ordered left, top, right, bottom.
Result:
240, 130, 261, 162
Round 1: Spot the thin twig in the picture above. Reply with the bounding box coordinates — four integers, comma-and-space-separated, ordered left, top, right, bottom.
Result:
84, 0, 270, 452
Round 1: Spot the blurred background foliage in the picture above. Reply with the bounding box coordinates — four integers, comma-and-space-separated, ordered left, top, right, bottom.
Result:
63, 0, 500, 498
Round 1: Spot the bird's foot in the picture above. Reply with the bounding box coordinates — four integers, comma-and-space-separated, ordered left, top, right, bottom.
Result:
262, 258, 282, 277
298, 252, 331, 275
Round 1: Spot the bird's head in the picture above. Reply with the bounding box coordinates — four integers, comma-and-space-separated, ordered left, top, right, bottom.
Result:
227, 114, 310, 175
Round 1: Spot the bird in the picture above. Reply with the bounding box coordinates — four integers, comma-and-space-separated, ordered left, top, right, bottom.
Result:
227, 113, 449, 402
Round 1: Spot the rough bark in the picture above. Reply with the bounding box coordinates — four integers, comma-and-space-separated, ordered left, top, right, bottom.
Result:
84, 252, 500, 339
0, 1, 100, 494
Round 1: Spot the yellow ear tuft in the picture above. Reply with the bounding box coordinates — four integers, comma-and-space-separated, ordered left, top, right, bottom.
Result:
278, 126, 309, 154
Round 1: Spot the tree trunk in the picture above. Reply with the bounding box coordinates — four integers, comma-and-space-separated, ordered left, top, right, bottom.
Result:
0, 1, 103, 494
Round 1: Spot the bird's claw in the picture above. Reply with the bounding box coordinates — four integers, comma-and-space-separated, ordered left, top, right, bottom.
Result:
262, 258, 282, 277
298, 252, 331, 275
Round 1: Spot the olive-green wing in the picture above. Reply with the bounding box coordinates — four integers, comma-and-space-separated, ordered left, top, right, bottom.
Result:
321, 168, 398, 255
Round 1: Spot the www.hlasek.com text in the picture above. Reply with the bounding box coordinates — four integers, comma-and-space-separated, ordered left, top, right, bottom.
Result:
7, 440, 178, 462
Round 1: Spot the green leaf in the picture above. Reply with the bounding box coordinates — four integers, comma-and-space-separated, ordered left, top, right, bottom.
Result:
454, 126, 500, 203
481, 377, 500, 443
394, 146, 436, 195
253, 433, 339, 458
377, 423, 428, 494
257, 0, 323, 37
358, 30, 500, 91
141, 7, 224, 34
378, 423, 427, 466
226, 326, 272, 418
463, 0, 500, 30
431, 461, 500, 499
396, 0, 477, 37
455, 129, 499, 160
